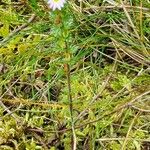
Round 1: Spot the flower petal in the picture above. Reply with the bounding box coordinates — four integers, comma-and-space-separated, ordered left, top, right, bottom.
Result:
48, 0, 66, 11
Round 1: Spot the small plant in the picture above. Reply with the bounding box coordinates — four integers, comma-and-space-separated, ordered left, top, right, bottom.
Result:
0, 0, 150, 149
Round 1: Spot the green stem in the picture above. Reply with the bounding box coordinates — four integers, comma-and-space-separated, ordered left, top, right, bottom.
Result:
65, 63, 76, 150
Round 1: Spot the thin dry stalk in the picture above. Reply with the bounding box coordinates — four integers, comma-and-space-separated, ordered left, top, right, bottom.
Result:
96, 137, 150, 142
121, 112, 141, 150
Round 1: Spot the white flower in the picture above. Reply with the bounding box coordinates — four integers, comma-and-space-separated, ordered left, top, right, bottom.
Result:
48, 0, 66, 11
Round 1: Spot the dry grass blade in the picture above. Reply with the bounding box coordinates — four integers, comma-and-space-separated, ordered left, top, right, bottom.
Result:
121, 112, 141, 150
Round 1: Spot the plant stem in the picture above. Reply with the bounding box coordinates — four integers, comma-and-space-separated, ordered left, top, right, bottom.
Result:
65, 63, 77, 150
